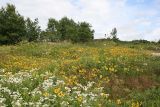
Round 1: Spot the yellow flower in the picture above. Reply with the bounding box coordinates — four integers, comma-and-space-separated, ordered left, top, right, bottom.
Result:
131, 101, 142, 107
104, 66, 108, 71
58, 91, 65, 97
79, 69, 86, 73
5, 72, 12, 76
98, 104, 102, 107
53, 88, 65, 97
109, 67, 114, 72
100, 75, 103, 79
124, 68, 128, 71
43, 92, 49, 97
100, 93, 109, 97
54, 88, 60, 94
116, 99, 121, 105
77, 96, 83, 102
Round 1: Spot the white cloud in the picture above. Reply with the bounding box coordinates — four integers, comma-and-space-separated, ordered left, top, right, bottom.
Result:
0, 0, 160, 41
146, 28, 160, 41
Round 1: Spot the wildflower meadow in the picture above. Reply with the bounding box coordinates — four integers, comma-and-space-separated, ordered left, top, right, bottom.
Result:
0, 41, 160, 107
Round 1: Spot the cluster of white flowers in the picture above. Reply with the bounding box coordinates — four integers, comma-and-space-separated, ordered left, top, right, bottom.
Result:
0, 69, 110, 107
0, 68, 5, 73
1, 70, 33, 84
41, 77, 56, 90
0, 98, 6, 107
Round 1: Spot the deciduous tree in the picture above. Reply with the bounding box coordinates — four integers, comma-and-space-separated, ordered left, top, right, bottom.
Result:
25, 18, 41, 42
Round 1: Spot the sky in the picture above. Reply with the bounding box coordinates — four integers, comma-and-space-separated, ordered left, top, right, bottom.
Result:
0, 0, 160, 41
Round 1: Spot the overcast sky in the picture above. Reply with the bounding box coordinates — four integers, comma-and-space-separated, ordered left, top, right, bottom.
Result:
0, 0, 160, 41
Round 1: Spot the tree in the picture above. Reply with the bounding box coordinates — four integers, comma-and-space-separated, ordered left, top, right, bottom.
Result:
25, 18, 41, 42
0, 4, 26, 44
46, 18, 60, 41
47, 18, 59, 32
59, 17, 77, 40
110, 27, 118, 41
44, 17, 95, 42
71, 22, 94, 43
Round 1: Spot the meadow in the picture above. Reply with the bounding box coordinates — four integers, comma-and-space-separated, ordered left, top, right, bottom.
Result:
0, 41, 160, 107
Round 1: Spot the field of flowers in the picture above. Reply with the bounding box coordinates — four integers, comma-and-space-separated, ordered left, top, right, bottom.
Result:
0, 41, 160, 107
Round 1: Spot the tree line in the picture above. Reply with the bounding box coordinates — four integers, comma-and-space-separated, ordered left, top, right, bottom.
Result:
0, 4, 94, 44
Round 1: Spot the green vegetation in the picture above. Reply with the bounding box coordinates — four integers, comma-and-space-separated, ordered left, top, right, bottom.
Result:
0, 3, 160, 107
110, 27, 119, 41
25, 18, 41, 42
0, 41, 159, 106
0, 4, 26, 44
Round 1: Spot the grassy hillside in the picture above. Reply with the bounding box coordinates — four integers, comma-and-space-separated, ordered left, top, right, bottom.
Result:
0, 41, 160, 107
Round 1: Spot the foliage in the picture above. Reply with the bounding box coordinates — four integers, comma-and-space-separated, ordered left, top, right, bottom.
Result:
25, 18, 41, 42
45, 17, 94, 42
132, 39, 151, 44
71, 22, 94, 43
58, 17, 77, 41
45, 18, 61, 41
110, 27, 119, 41
0, 4, 26, 44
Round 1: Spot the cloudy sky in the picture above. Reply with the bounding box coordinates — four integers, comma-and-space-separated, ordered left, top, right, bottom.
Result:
0, 0, 160, 41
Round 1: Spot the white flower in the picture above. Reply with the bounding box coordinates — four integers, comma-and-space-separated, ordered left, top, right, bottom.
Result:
87, 81, 95, 88
42, 104, 49, 107
0, 87, 11, 94
15, 101, 21, 106
83, 86, 88, 91
0, 69, 5, 73
72, 87, 78, 90
56, 80, 65, 85
65, 87, 71, 93
75, 91, 81, 95
81, 93, 88, 97
28, 102, 34, 106
61, 101, 69, 106
0, 98, 6, 103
